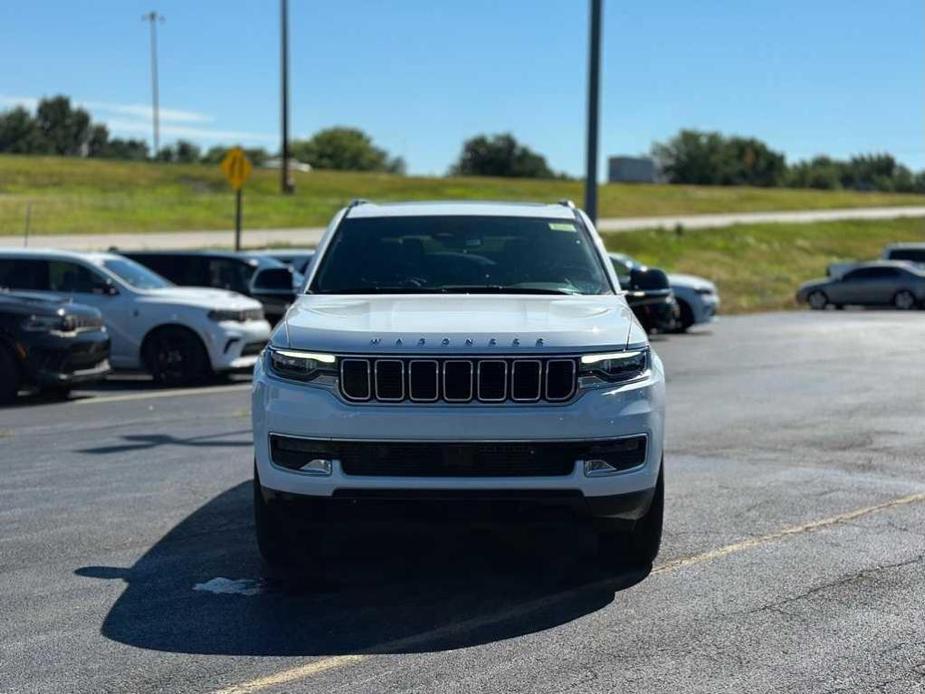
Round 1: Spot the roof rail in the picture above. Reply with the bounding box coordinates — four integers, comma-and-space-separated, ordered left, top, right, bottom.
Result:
557, 199, 576, 209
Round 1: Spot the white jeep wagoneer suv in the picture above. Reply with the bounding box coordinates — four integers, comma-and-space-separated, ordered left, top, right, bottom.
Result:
252, 201, 666, 570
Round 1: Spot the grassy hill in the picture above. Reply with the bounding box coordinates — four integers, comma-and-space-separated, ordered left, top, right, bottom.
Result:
2, 154, 925, 236
603, 216, 925, 313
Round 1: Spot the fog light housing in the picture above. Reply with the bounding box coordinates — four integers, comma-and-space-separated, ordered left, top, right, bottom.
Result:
580, 435, 647, 476
299, 458, 335, 476
270, 434, 336, 475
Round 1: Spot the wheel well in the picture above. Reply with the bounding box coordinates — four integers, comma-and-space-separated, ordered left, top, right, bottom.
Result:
676, 297, 694, 325
140, 324, 209, 369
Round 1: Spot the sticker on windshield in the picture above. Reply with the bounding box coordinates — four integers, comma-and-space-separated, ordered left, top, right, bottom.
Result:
549, 222, 577, 232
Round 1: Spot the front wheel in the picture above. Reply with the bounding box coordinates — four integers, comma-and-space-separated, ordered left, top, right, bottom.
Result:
253, 466, 325, 576
807, 290, 829, 310
893, 290, 917, 310
0, 348, 19, 405
143, 327, 210, 386
596, 461, 664, 570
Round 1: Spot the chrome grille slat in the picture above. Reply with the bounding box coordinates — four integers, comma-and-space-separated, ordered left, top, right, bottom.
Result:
340, 358, 371, 400
511, 359, 542, 402
374, 359, 405, 401
338, 357, 578, 404
477, 360, 507, 402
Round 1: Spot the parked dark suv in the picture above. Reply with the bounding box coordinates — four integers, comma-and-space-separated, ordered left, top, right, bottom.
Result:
609, 254, 679, 333
120, 251, 302, 325
0, 291, 110, 403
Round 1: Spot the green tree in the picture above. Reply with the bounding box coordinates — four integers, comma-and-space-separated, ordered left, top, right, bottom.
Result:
101, 138, 149, 161
0, 106, 41, 153
290, 127, 404, 173
652, 129, 786, 187
34, 95, 92, 155
173, 139, 201, 164
449, 133, 555, 179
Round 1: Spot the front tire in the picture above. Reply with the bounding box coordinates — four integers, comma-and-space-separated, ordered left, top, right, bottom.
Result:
893, 290, 917, 310
253, 466, 325, 576
807, 290, 829, 310
596, 462, 664, 570
0, 348, 19, 405
142, 326, 210, 386
674, 299, 694, 332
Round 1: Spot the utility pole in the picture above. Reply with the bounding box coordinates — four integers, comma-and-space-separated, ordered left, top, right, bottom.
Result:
584, 0, 602, 223
280, 0, 294, 193
142, 11, 164, 157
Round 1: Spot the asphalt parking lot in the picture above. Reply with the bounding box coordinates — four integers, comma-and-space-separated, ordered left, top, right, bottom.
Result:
2, 310, 925, 694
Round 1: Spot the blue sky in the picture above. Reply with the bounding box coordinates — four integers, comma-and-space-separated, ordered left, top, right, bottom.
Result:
1, 0, 922, 174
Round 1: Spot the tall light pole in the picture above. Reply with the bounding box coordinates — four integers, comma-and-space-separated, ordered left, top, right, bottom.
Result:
142, 11, 164, 156
584, 0, 602, 223
280, 0, 294, 193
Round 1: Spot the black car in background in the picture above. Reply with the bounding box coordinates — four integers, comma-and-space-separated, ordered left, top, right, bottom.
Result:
254, 249, 316, 275
0, 291, 110, 403
609, 253, 679, 333
119, 251, 303, 325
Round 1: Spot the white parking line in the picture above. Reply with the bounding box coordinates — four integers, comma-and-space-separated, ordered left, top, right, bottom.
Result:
76, 384, 251, 405
208, 490, 925, 694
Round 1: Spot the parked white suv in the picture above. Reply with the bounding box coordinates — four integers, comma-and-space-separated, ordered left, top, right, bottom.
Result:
0, 249, 271, 384
252, 201, 666, 572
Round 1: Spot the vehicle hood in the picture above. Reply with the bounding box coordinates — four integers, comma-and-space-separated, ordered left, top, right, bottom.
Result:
139, 286, 262, 310
797, 278, 832, 293
0, 291, 101, 318
281, 295, 642, 353
668, 273, 715, 291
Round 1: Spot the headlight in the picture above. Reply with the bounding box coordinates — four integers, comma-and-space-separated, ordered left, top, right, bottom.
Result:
209, 308, 265, 322
579, 348, 650, 384
21, 314, 72, 333
266, 347, 336, 382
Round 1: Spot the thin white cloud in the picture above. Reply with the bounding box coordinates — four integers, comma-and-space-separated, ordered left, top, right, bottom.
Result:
82, 100, 212, 124
104, 118, 275, 144
0, 95, 38, 110
1, 94, 273, 145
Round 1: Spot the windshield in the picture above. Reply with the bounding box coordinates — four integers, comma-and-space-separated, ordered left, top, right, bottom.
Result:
103, 258, 172, 289
310, 215, 612, 295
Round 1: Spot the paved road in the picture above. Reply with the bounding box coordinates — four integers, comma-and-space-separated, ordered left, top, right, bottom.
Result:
2, 311, 925, 693
6, 205, 925, 251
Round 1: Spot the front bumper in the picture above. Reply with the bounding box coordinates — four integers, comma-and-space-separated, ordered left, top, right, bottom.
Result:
205, 319, 272, 371
693, 293, 719, 324
252, 352, 665, 513
21, 330, 111, 386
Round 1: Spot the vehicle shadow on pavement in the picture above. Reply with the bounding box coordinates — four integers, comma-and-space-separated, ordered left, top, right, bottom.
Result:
76, 482, 647, 656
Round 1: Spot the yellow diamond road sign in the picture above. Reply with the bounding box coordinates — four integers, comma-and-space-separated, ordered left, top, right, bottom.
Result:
220, 147, 252, 191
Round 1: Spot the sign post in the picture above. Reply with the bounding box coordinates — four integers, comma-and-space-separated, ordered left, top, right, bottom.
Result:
220, 147, 253, 250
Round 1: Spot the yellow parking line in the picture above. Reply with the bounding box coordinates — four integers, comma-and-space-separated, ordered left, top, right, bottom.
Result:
76, 384, 251, 405
209, 490, 925, 694
652, 490, 925, 575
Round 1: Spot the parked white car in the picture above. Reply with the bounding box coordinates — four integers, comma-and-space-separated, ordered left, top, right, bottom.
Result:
252, 200, 666, 574
0, 249, 271, 384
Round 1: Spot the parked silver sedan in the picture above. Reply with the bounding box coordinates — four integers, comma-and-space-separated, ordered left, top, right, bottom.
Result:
797, 261, 925, 310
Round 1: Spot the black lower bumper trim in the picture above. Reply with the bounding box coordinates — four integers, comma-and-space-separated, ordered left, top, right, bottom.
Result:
265, 486, 655, 521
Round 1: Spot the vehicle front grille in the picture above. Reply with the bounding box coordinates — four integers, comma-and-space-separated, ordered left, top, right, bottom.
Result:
338, 357, 577, 404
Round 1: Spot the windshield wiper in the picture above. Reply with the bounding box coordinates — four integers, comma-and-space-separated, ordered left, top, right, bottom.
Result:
437, 285, 579, 295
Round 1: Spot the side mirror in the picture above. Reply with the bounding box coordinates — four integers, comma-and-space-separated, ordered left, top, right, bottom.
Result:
628, 267, 670, 291
93, 279, 119, 296
252, 267, 294, 292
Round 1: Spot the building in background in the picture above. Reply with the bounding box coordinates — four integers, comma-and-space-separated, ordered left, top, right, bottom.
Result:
608, 156, 659, 183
